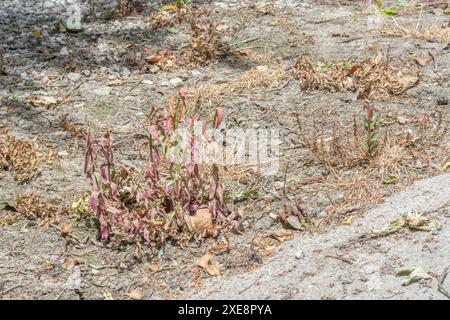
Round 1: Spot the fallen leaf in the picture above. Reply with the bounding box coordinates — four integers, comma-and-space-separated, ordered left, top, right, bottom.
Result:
27, 95, 58, 108
396, 266, 431, 286
161, 4, 177, 11
270, 230, 294, 242
126, 290, 143, 300
382, 175, 399, 185
208, 238, 229, 255
60, 223, 73, 235
341, 215, 353, 225
285, 215, 303, 230
33, 30, 42, 40
148, 263, 160, 272
382, 8, 399, 16
404, 211, 441, 231
103, 291, 114, 300
145, 220, 165, 228
166, 27, 178, 34
196, 253, 221, 276
371, 219, 405, 236
397, 74, 419, 93
184, 208, 217, 238
414, 55, 432, 67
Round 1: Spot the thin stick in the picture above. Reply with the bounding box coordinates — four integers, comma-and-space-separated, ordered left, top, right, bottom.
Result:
438, 266, 450, 299
415, 4, 423, 31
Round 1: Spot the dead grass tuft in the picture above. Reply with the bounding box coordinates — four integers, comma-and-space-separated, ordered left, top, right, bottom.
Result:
298, 106, 449, 217
380, 25, 450, 43
189, 65, 290, 109
295, 53, 420, 100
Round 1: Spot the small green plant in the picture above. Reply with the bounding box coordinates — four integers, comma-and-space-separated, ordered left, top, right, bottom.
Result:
363, 103, 381, 160
381, 8, 399, 16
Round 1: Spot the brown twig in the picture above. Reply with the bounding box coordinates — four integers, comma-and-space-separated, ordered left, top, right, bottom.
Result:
438, 266, 450, 299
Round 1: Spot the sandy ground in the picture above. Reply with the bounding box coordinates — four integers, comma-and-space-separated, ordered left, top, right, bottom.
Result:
184, 173, 450, 299
0, 0, 449, 299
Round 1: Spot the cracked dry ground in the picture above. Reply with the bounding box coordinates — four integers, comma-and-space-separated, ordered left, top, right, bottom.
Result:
1, 0, 449, 299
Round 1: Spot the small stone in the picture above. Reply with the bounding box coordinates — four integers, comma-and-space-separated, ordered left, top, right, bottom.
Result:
295, 250, 303, 260
366, 15, 383, 30
81, 69, 91, 77
274, 181, 284, 190
160, 81, 169, 87
431, 230, 439, 236
142, 80, 153, 85
65, 18, 84, 33
92, 85, 111, 96
268, 212, 278, 220
67, 72, 81, 82
91, 269, 100, 275
59, 46, 69, 56
169, 77, 183, 88
256, 65, 268, 72
122, 67, 131, 78
58, 151, 69, 157
191, 69, 202, 77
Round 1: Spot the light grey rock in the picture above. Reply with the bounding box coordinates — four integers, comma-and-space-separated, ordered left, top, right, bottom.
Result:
169, 77, 183, 88
67, 72, 81, 82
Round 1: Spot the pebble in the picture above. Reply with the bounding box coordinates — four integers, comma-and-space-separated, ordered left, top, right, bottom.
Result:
274, 181, 284, 190
67, 72, 81, 82
94, 87, 111, 96
191, 69, 202, 77
58, 151, 69, 157
294, 250, 303, 260
169, 77, 183, 88
142, 80, 154, 86
269, 212, 278, 220
59, 46, 69, 56
122, 67, 131, 78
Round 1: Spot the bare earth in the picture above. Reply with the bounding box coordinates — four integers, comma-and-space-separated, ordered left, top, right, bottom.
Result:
0, 0, 449, 299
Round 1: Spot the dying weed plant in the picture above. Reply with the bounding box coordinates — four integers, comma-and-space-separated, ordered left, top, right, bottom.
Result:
295, 53, 419, 100
185, 8, 228, 65
84, 89, 233, 246
115, 0, 144, 17
0, 130, 51, 183
0, 193, 64, 227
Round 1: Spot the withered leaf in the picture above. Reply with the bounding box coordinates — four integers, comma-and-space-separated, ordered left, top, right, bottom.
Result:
27, 95, 58, 108
397, 74, 420, 93
184, 208, 217, 238
414, 55, 432, 67
285, 215, 303, 230
60, 223, 73, 235
270, 230, 294, 242
208, 238, 229, 255
126, 290, 143, 300
196, 253, 221, 276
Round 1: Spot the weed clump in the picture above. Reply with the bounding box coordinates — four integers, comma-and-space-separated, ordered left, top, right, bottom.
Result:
295, 53, 419, 100
0, 130, 51, 183
84, 89, 233, 246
